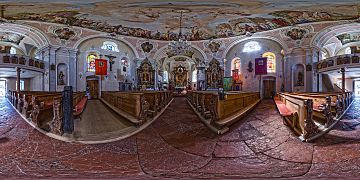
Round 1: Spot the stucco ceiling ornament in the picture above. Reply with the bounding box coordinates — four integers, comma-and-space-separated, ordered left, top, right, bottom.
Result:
281, 25, 314, 47
48, 25, 80, 45
204, 39, 224, 58
136, 40, 157, 58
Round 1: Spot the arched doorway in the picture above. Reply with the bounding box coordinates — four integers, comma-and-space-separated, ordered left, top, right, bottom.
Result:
86, 76, 99, 99
263, 76, 276, 99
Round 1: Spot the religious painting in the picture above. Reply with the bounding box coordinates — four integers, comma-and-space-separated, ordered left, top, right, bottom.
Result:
336, 33, 360, 45
5, 2, 358, 41
0, 32, 24, 45
173, 65, 188, 87
223, 77, 233, 91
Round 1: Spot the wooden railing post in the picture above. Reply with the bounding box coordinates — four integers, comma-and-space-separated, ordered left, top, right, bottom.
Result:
324, 96, 333, 127
303, 99, 318, 139
50, 99, 63, 135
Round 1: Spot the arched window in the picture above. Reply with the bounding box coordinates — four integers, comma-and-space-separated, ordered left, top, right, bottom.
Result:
243, 41, 261, 52
262, 52, 276, 73
163, 71, 168, 82
10, 47, 16, 55
101, 41, 119, 52
192, 70, 197, 83
231, 58, 241, 76
87, 53, 99, 72
345, 47, 351, 55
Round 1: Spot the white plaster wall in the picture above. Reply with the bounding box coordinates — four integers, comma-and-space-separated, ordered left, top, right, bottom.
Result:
225, 39, 284, 95
76, 37, 136, 91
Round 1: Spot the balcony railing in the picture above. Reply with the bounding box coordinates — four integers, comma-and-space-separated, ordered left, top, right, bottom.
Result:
0, 53, 46, 72
317, 53, 360, 72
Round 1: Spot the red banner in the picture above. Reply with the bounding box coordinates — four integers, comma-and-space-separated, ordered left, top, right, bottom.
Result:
95, 59, 107, 75
255, 57, 267, 75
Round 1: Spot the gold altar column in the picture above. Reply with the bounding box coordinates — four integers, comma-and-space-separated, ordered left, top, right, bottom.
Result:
16, 67, 21, 92
340, 67, 345, 93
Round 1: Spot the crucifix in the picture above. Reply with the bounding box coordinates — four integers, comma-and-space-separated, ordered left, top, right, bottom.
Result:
105, 54, 116, 72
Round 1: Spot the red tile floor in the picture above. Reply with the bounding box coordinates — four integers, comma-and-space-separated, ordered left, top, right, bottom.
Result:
0, 97, 360, 179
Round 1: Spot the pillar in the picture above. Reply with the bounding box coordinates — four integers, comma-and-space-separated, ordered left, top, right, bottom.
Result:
16, 67, 21, 92
68, 49, 78, 90
341, 67, 345, 92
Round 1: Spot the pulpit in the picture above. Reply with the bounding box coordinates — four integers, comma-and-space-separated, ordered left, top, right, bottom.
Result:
137, 58, 155, 89
205, 59, 224, 89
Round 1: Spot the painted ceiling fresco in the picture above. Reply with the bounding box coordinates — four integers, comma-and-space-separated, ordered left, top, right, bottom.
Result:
1, 0, 360, 40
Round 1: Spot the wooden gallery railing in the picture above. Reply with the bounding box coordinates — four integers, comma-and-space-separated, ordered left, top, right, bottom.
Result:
6, 90, 87, 135
275, 92, 354, 142
100, 91, 173, 125
187, 91, 261, 134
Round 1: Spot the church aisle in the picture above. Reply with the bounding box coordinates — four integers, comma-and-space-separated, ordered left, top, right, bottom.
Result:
0, 97, 360, 179
73, 99, 134, 141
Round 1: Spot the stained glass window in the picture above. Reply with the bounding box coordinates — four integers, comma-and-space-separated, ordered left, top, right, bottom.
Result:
163, 71, 169, 82
231, 58, 241, 76
192, 70, 197, 83
10, 47, 16, 55
243, 41, 261, 52
262, 52, 276, 73
345, 47, 351, 55
87, 54, 98, 72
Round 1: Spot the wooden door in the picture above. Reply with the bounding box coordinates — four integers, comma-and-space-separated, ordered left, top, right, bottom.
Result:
87, 80, 99, 99
263, 80, 275, 99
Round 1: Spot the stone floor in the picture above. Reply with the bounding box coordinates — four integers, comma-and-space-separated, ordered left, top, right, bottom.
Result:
0, 97, 360, 179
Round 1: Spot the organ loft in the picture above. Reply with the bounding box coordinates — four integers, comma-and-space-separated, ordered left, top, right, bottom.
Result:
0, 1, 360, 179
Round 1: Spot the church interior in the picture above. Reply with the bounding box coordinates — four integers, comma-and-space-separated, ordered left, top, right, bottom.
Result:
1, 0, 360, 179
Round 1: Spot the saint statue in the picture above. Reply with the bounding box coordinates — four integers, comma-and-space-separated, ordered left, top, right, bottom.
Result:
58, 71, 65, 85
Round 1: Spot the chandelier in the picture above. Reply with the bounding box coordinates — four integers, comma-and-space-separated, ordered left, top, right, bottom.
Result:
167, 10, 194, 58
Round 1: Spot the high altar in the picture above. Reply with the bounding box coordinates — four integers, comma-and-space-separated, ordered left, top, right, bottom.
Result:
137, 58, 155, 89
205, 59, 224, 89
173, 64, 188, 87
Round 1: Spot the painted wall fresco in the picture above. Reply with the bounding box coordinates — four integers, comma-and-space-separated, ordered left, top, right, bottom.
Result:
3, 1, 359, 41
337, 32, 360, 45
0, 32, 24, 45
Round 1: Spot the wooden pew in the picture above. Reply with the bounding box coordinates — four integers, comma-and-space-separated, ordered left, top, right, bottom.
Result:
187, 91, 261, 134
7, 90, 87, 134
100, 91, 173, 125
49, 92, 87, 135
276, 92, 354, 142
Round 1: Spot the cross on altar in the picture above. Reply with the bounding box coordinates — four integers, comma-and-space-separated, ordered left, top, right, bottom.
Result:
105, 54, 116, 72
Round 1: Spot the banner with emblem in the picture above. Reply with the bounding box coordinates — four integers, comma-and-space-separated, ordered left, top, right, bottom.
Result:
255, 57, 267, 75
95, 59, 107, 75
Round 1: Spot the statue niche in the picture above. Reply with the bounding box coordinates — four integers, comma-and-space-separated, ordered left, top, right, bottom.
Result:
137, 58, 155, 89
205, 59, 224, 89
173, 65, 188, 87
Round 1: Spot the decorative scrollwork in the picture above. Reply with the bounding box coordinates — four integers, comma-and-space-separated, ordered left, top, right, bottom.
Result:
303, 99, 319, 139
208, 94, 219, 125
49, 99, 63, 135
324, 96, 334, 127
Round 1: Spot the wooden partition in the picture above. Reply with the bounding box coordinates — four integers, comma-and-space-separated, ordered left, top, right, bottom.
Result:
276, 92, 354, 142
101, 91, 173, 125
187, 91, 261, 134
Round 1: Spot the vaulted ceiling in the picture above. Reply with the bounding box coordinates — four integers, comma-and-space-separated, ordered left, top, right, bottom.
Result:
1, 0, 360, 40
